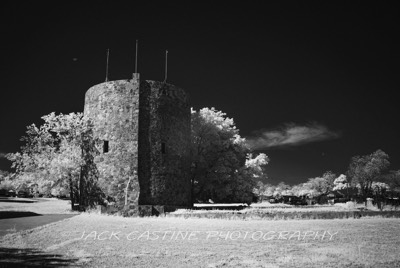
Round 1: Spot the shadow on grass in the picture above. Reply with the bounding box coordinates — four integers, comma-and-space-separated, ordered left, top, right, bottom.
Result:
0, 212, 42, 220
0, 247, 79, 267
0, 199, 36, 203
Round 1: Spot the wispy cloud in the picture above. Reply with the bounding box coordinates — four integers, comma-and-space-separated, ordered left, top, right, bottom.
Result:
0, 152, 8, 159
246, 122, 341, 150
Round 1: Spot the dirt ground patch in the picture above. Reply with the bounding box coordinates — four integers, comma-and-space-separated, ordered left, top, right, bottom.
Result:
1, 214, 399, 267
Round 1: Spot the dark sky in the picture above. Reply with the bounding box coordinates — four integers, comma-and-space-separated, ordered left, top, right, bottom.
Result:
1, 2, 399, 185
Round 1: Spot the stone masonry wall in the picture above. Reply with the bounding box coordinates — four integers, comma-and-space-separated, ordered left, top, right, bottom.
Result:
145, 81, 191, 207
137, 80, 151, 205
84, 76, 140, 210
84, 76, 192, 212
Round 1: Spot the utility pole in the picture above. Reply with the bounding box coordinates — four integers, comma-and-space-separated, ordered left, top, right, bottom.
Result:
135, 40, 138, 73
164, 50, 168, 83
105, 49, 110, 82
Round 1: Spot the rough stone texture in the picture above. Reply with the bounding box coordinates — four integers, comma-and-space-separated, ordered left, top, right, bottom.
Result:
137, 81, 152, 205
143, 81, 191, 207
84, 74, 191, 213
84, 76, 140, 211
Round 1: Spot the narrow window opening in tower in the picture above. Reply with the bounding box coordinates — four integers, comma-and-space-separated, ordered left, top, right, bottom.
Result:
161, 142, 166, 154
103, 140, 109, 153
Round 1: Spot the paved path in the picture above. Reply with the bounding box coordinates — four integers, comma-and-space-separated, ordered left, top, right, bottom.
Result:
0, 214, 77, 237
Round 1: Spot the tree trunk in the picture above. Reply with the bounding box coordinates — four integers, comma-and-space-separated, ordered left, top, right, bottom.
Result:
79, 164, 84, 211
190, 178, 195, 207
190, 162, 197, 206
68, 175, 74, 210
125, 177, 132, 206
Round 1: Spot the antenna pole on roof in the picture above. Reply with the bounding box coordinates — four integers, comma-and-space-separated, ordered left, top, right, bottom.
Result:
105, 48, 110, 82
164, 50, 168, 83
135, 40, 138, 73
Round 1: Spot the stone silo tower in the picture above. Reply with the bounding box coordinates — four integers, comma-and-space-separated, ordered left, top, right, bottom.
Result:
84, 74, 191, 214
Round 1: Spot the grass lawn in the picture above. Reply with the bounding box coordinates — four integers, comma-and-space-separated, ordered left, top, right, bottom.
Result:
1, 213, 400, 267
